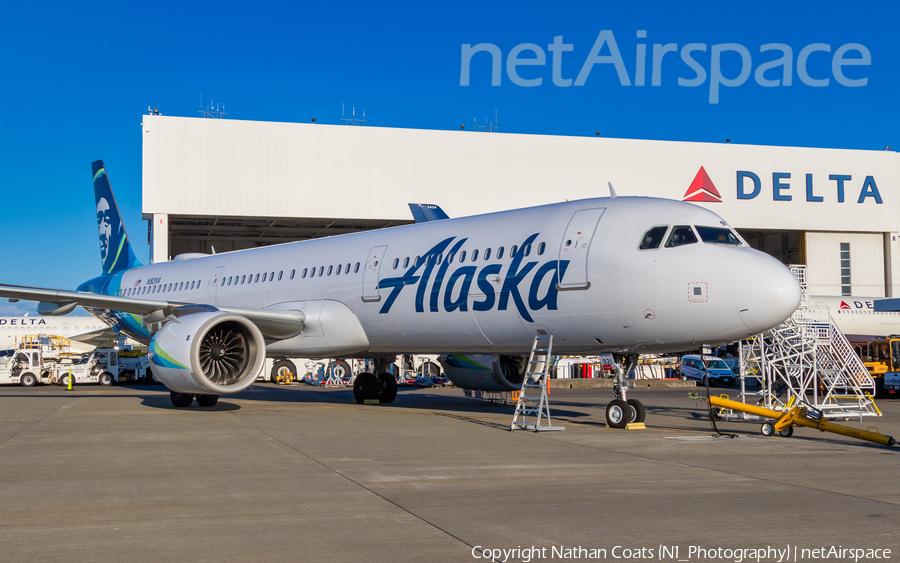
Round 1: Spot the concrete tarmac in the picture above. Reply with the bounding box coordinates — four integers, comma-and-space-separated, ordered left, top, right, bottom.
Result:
1, 382, 898, 562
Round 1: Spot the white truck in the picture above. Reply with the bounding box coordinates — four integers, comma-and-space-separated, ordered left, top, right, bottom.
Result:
0, 348, 121, 387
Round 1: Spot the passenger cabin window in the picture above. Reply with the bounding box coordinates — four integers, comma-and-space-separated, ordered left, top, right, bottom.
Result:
278, 271, 283, 280
346, 263, 351, 273
471, 249, 479, 262
484, 248, 491, 260
497, 247, 505, 259
695, 226, 742, 245
290, 270, 295, 279
354, 262, 360, 273
403, 257, 409, 268
665, 226, 699, 248
537, 242, 545, 255
337, 264, 342, 275
511, 245, 518, 257
302, 268, 308, 278
459, 250, 466, 263
639, 226, 669, 250
393, 258, 399, 269
327, 265, 333, 276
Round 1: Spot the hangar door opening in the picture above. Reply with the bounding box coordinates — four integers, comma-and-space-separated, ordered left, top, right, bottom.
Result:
735, 229, 805, 266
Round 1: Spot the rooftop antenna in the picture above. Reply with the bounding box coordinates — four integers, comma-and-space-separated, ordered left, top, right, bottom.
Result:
198, 96, 226, 119
608, 182, 618, 199
341, 103, 367, 125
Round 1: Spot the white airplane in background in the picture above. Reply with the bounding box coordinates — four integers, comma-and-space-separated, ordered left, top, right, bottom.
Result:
808, 295, 900, 340
0, 160, 801, 427
0, 315, 113, 354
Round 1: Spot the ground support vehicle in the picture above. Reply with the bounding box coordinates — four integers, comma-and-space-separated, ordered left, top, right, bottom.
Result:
855, 337, 900, 398
0, 349, 44, 387
0, 347, 121, 387
46, 349, 120, 386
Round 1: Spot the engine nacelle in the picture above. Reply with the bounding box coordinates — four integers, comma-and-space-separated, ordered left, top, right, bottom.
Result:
438, 354, 527, 392
149, 312, 266, 395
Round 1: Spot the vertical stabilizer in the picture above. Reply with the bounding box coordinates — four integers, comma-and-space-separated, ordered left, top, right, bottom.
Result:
92, 160, 141, 274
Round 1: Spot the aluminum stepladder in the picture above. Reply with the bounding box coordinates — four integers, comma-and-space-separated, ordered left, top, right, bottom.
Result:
510, 335, 564, 431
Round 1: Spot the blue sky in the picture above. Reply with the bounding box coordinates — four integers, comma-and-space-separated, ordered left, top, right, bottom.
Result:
0, 1, 896, 315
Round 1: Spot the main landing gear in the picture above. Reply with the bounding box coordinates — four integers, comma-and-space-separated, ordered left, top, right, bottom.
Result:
170, 392, 219, 408
353, 356, 398, 404
605, 354, 646, 429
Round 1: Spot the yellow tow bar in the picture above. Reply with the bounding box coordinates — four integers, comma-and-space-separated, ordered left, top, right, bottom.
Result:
708, 395, 896, 447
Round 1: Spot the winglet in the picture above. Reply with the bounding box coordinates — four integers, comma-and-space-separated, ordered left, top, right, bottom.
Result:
92, 160, 141, 274
608, 182, 618, 199
408, 203, 450, 223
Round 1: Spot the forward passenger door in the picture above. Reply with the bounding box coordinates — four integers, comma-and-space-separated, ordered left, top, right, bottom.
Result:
557, 208, 605, 289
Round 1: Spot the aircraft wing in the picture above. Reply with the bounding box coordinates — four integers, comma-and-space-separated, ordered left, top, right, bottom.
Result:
69, 326, 120, 347
0, 284, 305, 340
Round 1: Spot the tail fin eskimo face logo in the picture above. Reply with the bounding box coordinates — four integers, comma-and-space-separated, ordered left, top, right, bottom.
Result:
683, 167, 722, 203
92, 160, 140, 275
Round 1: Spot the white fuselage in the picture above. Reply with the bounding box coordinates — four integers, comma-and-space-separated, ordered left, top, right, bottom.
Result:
94, 197, 801, 357
0, 316, 104, 353
808, 296, 900, 339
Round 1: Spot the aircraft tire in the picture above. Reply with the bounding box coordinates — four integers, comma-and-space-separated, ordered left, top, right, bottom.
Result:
874, 377, 886, 399
354, 372, 377, 403
196, 394, 219, 407
170, 392, 194, 408
99, 372, 114, 386
20, 373, 37, 387
626, 398, 645, 423
271, 360, 296, 383
377, 372, 398, 404
605, 399, 629, 429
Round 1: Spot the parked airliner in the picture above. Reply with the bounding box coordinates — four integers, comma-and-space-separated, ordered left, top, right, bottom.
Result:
808, 296, 900, 340
0, 161, 801, 426
0, 315, 112, 354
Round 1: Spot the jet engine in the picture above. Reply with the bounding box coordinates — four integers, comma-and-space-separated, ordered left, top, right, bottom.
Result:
438, 354, 527, 392
149, 311, 266, 395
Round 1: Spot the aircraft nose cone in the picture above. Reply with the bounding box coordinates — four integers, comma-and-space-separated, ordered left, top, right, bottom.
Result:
734, 254, 802, 333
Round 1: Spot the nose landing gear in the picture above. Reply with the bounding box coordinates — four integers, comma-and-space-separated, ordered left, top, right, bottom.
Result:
606, 354, 646, 428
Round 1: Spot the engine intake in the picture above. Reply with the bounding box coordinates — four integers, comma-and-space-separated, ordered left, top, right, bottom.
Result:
150, 311, 266, 395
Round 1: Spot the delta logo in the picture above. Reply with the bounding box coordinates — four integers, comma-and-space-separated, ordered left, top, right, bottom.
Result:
840, 301, 851, 310
682, 167, 722, 203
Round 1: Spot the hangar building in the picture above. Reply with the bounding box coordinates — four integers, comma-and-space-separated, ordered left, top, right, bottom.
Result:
141, 114, 900, 298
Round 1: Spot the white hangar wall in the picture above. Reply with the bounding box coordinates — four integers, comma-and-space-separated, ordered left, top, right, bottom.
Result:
141, 114, 900, 297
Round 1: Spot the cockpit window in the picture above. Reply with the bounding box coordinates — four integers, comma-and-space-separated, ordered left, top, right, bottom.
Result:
665, 225, 698, 248
696, 226, 742, 245
639, 226, 668, 250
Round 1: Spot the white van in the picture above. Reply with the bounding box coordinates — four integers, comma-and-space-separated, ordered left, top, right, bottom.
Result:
680, 355, 736, 387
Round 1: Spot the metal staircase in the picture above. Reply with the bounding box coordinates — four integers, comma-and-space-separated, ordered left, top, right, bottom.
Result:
726, 265, 880, 422
510, 335, 564, 432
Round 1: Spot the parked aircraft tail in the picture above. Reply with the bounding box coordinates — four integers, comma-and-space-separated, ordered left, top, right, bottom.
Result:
408, 203, 449, 223
92, 160, 140, 274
